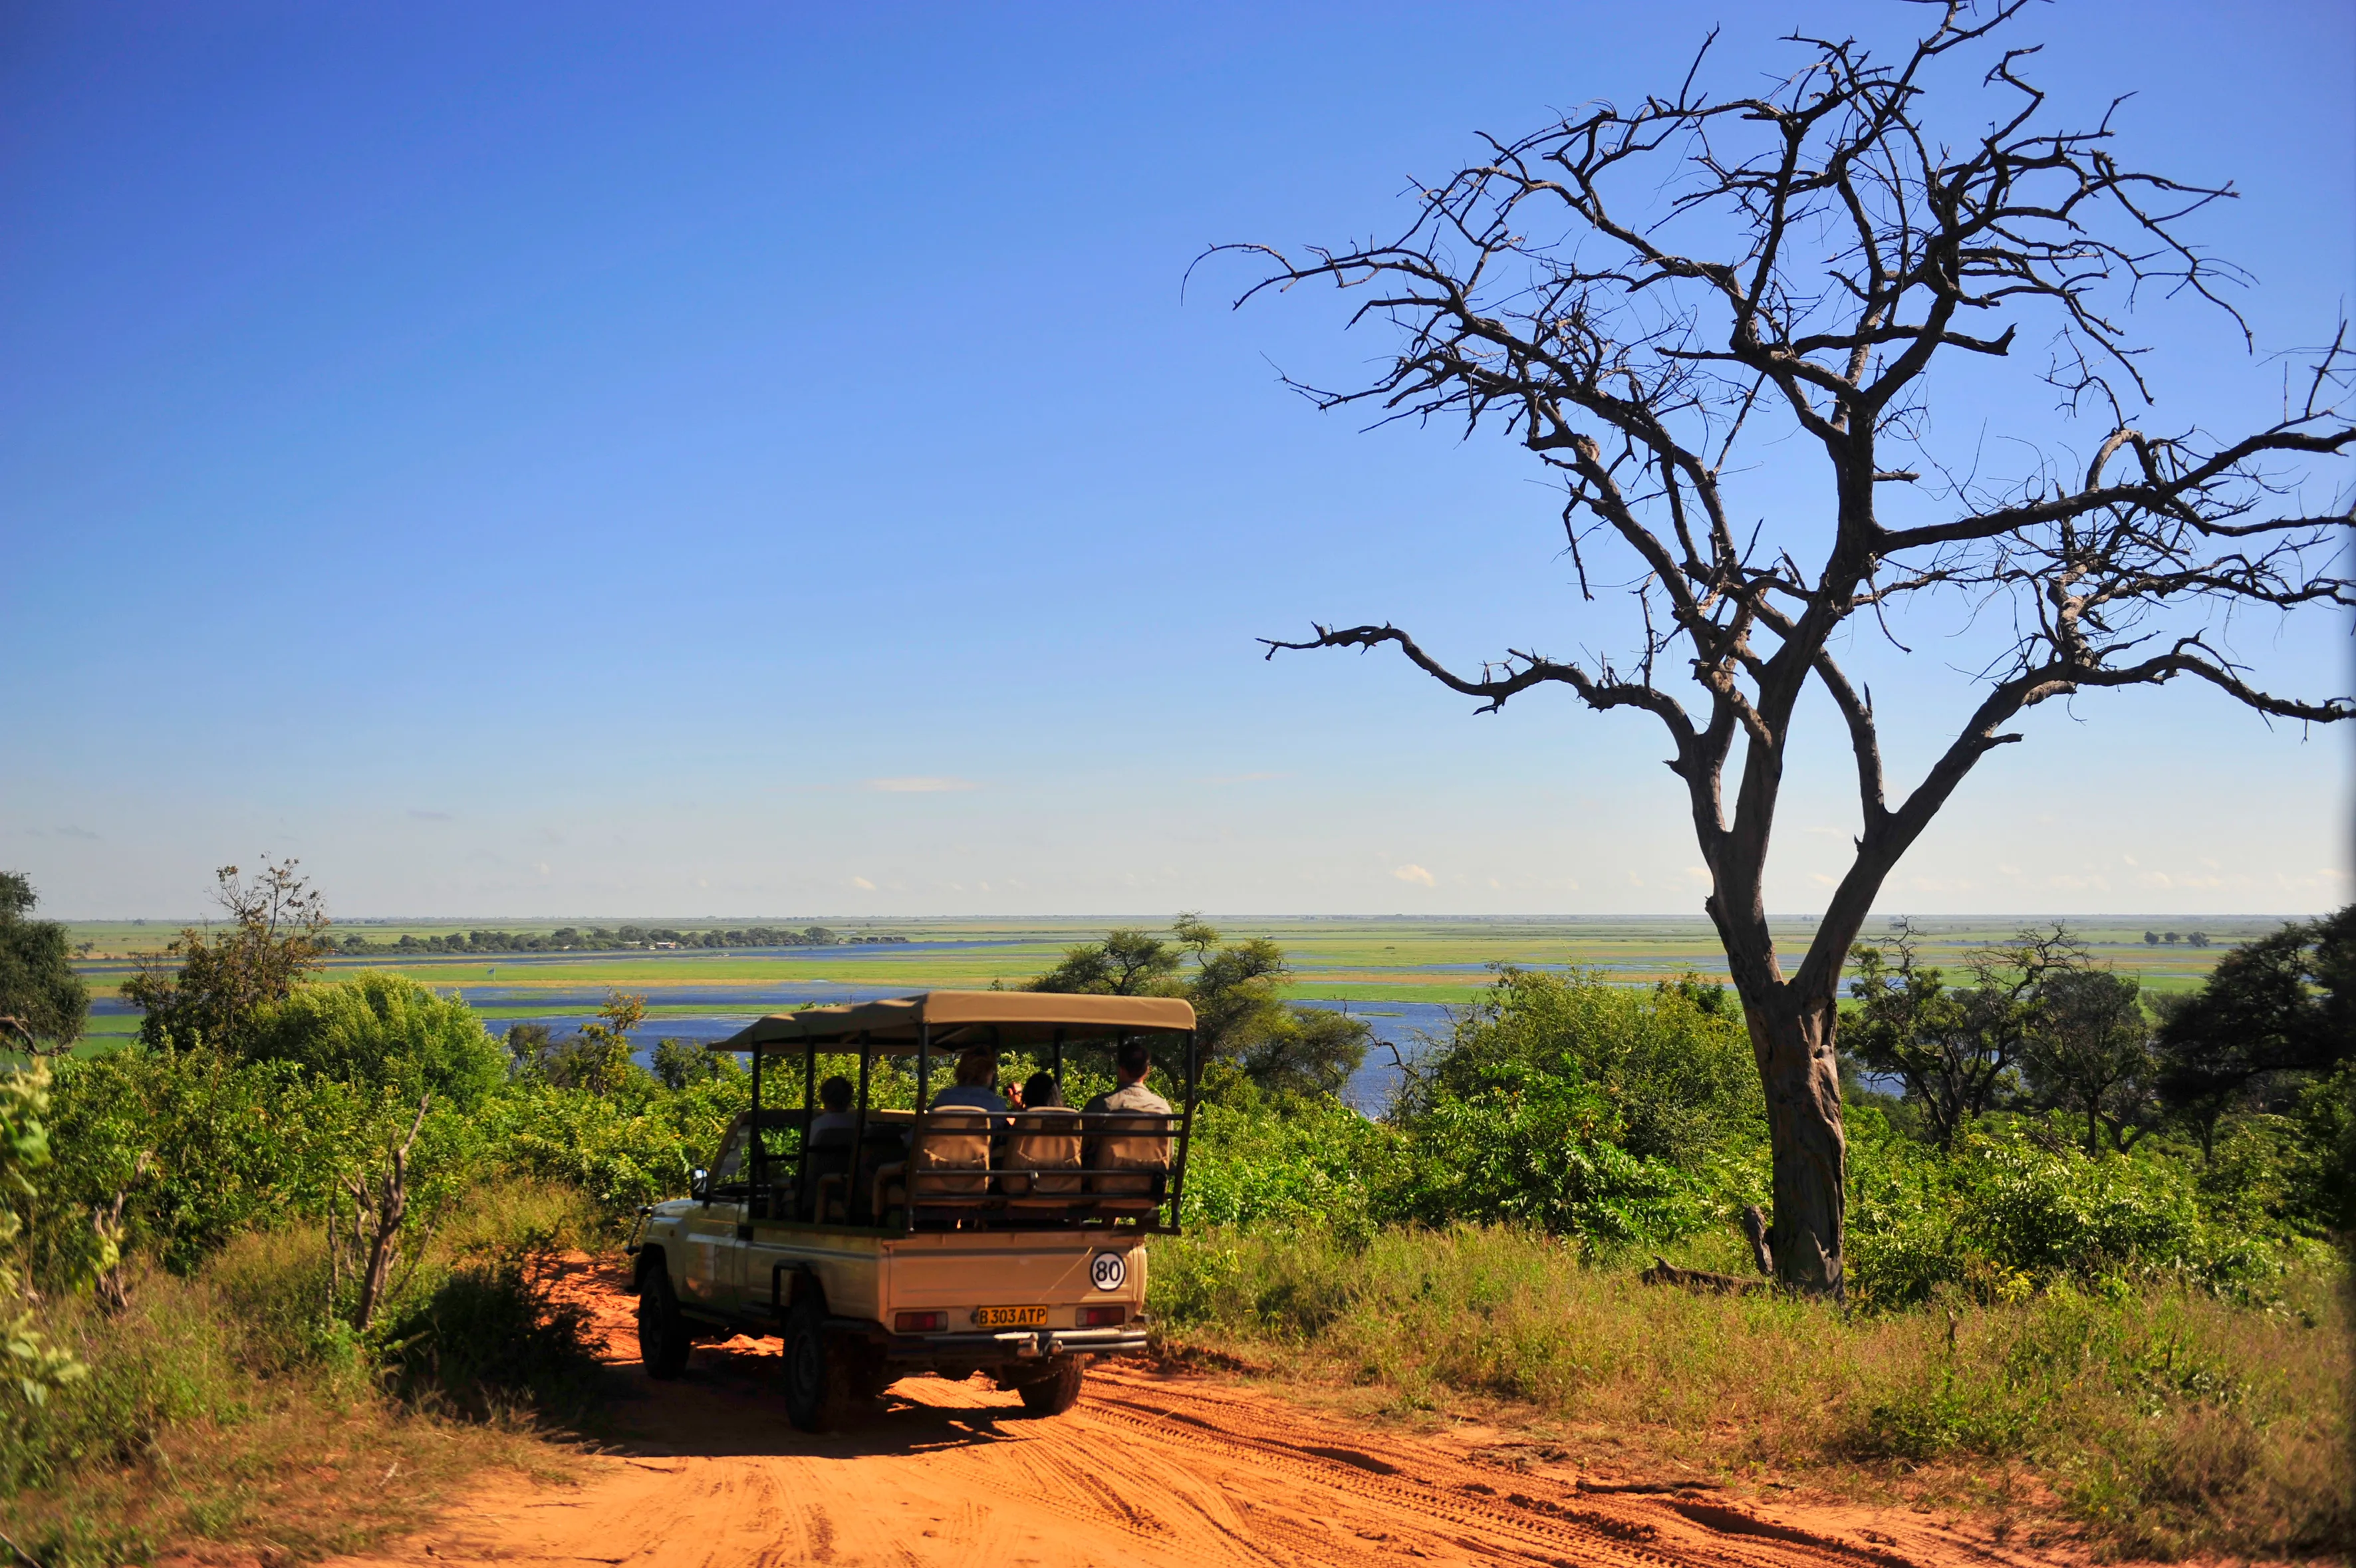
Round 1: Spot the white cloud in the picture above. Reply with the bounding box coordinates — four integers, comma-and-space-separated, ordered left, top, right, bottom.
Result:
850, 875, 877, 890
1392, 864, 1436, 886
862, 777, 980, 793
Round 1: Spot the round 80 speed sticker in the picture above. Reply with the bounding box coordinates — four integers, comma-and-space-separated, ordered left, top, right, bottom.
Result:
1089, 1250, 1127, 1291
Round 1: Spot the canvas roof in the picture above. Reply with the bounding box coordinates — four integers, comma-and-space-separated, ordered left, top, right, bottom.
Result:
711, 990, 1196, 1055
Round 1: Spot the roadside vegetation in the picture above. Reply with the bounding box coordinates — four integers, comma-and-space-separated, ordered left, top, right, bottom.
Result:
0, 866, 2347, 1561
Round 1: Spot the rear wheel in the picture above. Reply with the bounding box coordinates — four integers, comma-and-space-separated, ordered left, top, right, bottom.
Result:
781, 1299, 862, 1431
1014, 1358, 1085, 1416
636, 1270, 690, 1380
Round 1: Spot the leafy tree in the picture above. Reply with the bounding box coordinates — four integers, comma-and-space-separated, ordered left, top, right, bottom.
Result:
1026, 916, 1368, 1094
120, 860, 331, 1051
650, 1037, 725, 1090
545, 991, 646, 1097
1027, 928, 1183, 995
503, 1021, 555, 1080
1848, 922, 2099, 1148
0, 872, 88, 1051
2155, 907, 2355, 1157
1220, 5, 2354, 1295
243, 971, 506, 1108
2022, 967, 2153, 1155
1846, 932, 1999, 1150
1386, 969, 1758, 1246
1232, 1007, 1369, 1099
1403, 967, 1761, 1170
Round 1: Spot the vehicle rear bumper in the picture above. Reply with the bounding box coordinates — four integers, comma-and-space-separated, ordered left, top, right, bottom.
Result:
858, 1323, 1149, 1361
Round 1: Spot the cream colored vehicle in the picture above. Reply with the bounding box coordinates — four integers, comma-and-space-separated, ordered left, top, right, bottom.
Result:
624, 991, 1196, 1430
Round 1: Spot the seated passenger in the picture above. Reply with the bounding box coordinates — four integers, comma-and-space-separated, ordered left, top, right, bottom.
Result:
912, 1054, 997, 1201
1084, 1040, 1173, 1199
808, 1075, 857, 1143
1005, 1073, 1083, 1199
930, 1048, 1010, 1116
1083, 1040, 1172, 1118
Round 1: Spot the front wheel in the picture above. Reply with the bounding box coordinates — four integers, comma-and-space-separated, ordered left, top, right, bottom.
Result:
636, 1271, 690, 1380
781, 1299, 862, 1432
1014, 1359, 1085, 1416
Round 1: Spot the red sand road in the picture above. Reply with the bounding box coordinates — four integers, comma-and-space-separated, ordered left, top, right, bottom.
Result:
323, 1256, 2069, 1568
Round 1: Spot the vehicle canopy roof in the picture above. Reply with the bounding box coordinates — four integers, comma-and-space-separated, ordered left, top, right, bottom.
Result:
711, 990, 1196, 1056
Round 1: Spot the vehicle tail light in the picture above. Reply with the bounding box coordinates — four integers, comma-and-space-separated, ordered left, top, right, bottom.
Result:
894, 1311, 946, 1333
1077, 1305, 1126, 1328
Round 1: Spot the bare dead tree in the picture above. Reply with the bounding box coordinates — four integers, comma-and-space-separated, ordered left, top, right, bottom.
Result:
1210, 2, 2353, 1295
339, 1095, 431, 1333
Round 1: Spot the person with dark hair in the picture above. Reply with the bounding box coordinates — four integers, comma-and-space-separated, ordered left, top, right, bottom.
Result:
1082, 1038, 1171, 1200
1003, 1070, 1083, 1202
1085, 1039, 1167, 1114
809, 1075, 856, 1139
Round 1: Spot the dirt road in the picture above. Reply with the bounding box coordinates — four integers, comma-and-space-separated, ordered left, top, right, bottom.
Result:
327, 1259, 2056, 1568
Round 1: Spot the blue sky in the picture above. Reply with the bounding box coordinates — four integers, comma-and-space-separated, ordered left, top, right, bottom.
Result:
3, 1, 2349, 920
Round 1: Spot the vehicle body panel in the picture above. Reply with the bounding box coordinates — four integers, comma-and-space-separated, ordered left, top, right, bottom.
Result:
638, 1205, 1148, 1362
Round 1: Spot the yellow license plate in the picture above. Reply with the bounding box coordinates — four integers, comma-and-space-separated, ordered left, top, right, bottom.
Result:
972, 1305, 1048, 1329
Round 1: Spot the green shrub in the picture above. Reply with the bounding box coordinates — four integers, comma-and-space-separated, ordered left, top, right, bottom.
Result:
1179, 1073, 1397, 1241
245, 972, 507, 1108
1370, 970, 1761, 1254
1401, 968, 1764, 1167
1845, 1111, 2299, 1308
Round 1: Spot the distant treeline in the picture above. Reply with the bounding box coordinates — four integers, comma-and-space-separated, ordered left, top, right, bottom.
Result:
334, 924, 912, 955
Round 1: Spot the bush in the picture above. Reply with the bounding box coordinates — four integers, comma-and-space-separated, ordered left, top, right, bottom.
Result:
245, 972, 508, 1108
1179, 1071, 1398, 1241
1845, 1111, 2303, 1309
1375, 971, 1760, 1252
35, 1047, 491, 1282
1401, 968, 1762, 1168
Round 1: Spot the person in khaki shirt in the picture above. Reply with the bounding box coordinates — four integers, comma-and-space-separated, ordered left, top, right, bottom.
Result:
1083, 1038, 1172, 1116
1084, 1039, 1171, 1196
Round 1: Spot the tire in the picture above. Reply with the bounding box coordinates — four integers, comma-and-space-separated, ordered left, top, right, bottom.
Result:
1015, 1358, 1085, 1417
781, 1299, 861, 1432
636, 1269, 690, 1380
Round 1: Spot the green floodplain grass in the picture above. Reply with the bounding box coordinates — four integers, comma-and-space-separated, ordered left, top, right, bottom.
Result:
66, 916, 2263, 1017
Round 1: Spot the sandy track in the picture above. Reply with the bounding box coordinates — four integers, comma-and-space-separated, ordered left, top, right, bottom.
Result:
325, 1257, 2059, 1568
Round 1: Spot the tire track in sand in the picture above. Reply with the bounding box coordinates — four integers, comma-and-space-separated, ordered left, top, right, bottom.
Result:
321, 1257, 2069, 1568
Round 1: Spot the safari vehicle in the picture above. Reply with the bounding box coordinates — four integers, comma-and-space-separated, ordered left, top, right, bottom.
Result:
625, 990, 1196, 1430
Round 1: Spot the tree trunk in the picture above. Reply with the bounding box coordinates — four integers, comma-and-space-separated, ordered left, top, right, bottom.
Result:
1740, 989, 1847, 1299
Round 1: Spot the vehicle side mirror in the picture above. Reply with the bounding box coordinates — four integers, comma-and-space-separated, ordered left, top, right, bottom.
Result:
690, 1166, 710, 1200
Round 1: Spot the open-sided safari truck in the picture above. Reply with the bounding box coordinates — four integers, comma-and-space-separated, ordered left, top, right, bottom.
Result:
626, 990, 1197, 1430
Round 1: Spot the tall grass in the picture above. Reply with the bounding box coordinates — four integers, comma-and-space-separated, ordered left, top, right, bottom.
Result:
1149, 1224, 2352, 1559
0, 1180, 600, 1567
